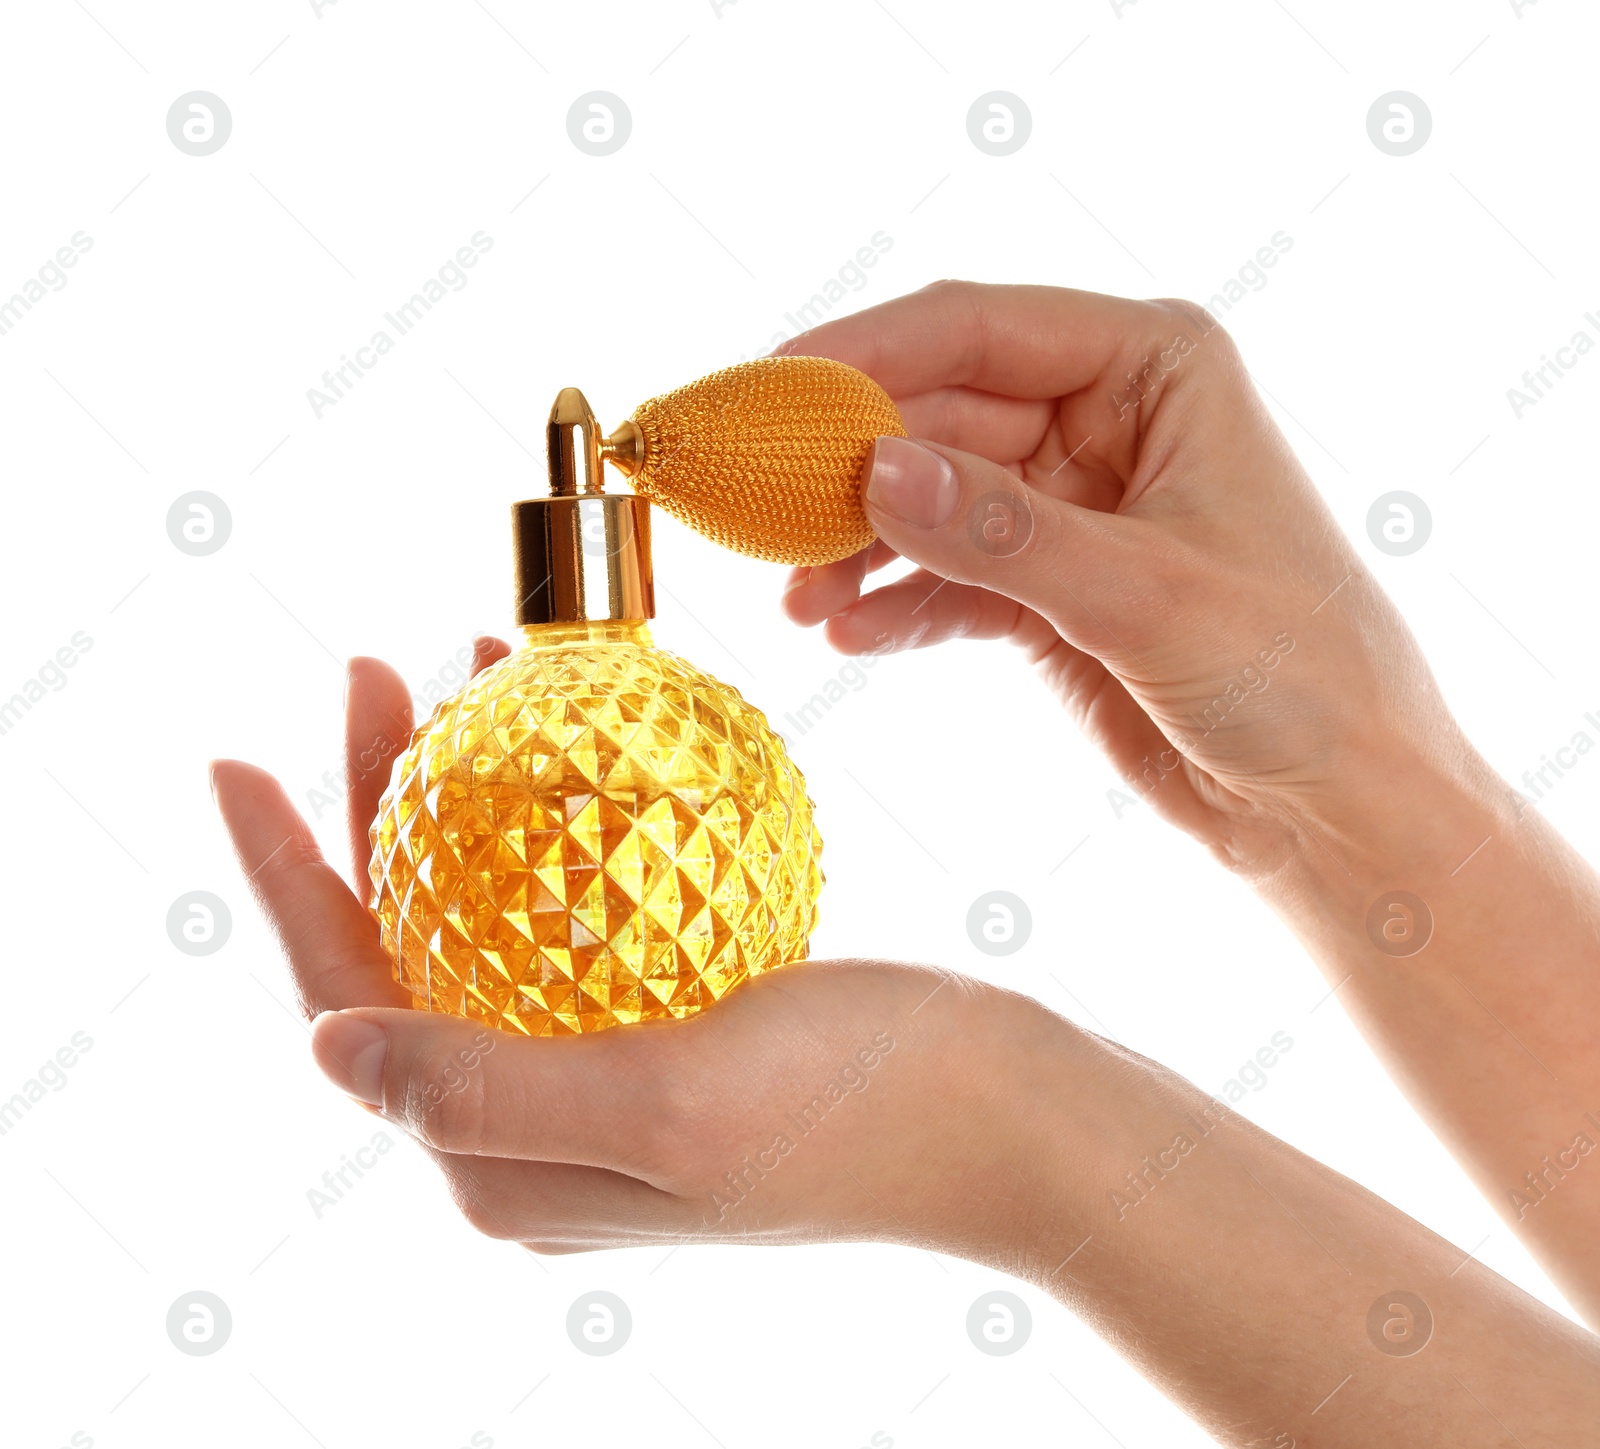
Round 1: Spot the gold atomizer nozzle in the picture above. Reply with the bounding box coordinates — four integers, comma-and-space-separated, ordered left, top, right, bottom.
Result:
600, 417, 645, 478
512, 387, 654, 625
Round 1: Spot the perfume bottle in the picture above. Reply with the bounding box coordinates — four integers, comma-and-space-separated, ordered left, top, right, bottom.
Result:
368, 384, 830, 1036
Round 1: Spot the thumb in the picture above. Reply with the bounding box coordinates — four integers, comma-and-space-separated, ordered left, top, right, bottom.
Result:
861, 433, 1130, 643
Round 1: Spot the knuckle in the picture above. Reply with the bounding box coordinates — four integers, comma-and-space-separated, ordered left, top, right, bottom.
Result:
913, 278, 988, 382
923, 275, 982, 316
260, 834, 327, 891
641, 1076, 699, 1157
444, 1170, 521, 1241
398, 1044, 489, 1153
625, 1045, 714, 1169
1154, 295, 1214, 330
460, 1197, 518, 1241
947, 585, 985, 641
1154, 297, 1241, 365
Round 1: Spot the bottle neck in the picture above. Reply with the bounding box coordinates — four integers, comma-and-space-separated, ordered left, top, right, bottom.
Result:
518, 619, 653, 650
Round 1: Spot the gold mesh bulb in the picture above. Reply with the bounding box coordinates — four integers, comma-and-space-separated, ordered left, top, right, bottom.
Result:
614, 355, 907, 566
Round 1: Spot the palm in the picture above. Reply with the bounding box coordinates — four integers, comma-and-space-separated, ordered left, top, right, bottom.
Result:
211, 652, 986, 1253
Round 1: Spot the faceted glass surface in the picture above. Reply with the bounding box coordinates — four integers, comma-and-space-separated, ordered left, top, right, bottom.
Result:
368, 621, 823, 1035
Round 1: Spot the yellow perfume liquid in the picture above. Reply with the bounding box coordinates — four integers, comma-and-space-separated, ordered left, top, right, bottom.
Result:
369, 617, 822, 1036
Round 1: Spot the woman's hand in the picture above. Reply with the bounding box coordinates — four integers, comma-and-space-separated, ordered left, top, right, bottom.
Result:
780, 280, 1465, 874
211, 648, 1600, 1446
780, 280, 1600, 1327
211, 651, 1064, 1265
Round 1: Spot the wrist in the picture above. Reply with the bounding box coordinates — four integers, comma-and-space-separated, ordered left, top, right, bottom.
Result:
930, 990, 1212, 1286
1250, 726, 1517, 938
906, 988, 1101, 1271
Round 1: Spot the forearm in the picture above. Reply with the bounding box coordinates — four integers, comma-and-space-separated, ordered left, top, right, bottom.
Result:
1246, 733, 1600, 1325
984, 1010, 1600, 1446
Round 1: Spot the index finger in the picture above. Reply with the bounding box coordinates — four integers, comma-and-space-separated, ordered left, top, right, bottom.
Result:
772, 279, 1183, 401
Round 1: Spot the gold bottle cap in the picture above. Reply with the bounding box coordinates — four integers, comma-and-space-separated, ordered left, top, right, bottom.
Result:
512, 388, 655, 625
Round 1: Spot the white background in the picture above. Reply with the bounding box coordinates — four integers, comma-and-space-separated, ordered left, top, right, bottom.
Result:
2, 1, 1597, 1446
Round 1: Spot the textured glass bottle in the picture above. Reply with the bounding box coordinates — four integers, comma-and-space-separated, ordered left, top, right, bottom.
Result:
367, 389, 823, 1035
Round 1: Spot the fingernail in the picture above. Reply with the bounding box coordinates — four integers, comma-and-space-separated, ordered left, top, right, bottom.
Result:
782, 567, 812, 598
311, 1012, 388, 1107
864, 436, 958, 529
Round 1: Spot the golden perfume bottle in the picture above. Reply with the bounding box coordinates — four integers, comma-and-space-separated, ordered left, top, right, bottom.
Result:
368, 358, 903, 1035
